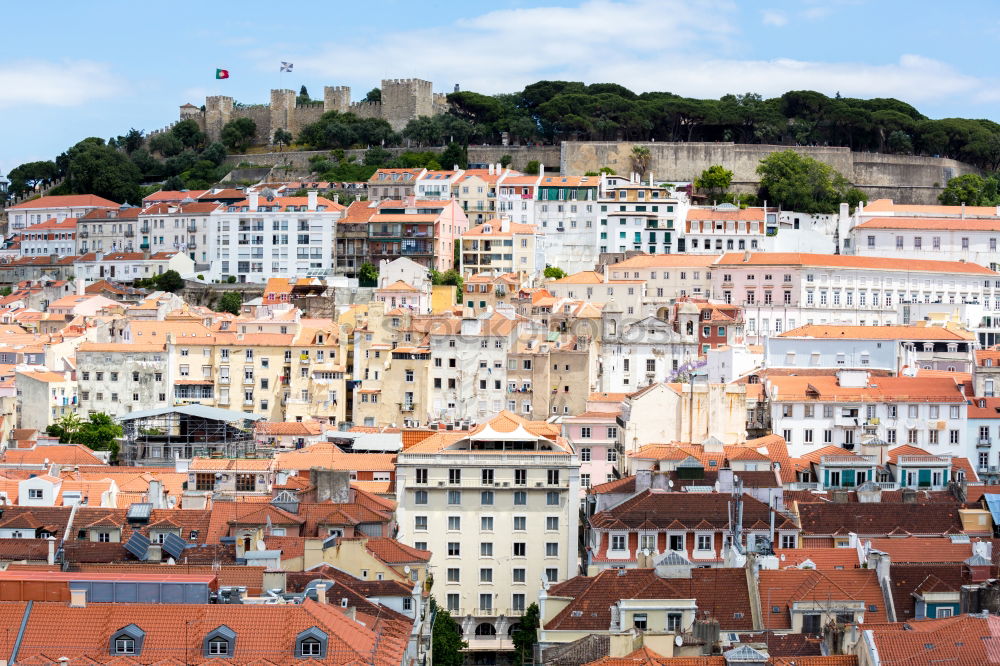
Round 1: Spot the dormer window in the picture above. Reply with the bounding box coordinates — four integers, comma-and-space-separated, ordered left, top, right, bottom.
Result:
110, 625, 145, 656
204, 626, 236, 658
295, 628, 328, 659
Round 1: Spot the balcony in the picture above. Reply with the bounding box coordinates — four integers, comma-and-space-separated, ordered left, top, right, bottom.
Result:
219, 377, 230, 385
978, 438, 992, 449
79, 231, 89, 238
187, 239, 198, 249
243, 399, 254, 406
141, 224, 150, 233
187, 224, 198, 232
400, 403, 415, 412
124, 229, 134, 238
140, 243, 149, 250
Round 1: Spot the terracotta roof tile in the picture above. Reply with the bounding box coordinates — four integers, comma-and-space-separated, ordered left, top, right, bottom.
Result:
715, 252, 997, 275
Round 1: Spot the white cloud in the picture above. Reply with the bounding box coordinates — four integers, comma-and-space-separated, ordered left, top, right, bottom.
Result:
0, 60, 122, 108
761, 9, 789, 26
257, 0, 993, 110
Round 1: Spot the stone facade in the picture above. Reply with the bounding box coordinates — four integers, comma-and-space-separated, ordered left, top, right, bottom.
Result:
187, 79, 449, 143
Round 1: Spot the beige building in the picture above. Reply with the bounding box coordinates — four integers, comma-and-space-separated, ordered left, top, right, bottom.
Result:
16, 369, 77, 431
395, 411, 580, 653
462, 273, 528, 317
459, 218, 544, 277
606, 253, 718, 313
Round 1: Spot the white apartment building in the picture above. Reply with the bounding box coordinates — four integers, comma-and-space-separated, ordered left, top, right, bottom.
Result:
599, 182, 686, 256
414, 169, 463, 199
545, 271, 645, 316
535, 175, 601, 274
683, 204, 774, 254
139, 201, 222, 266
77, 207, 140, 254
19, 217, 77, 257
765, 370, 968, 458
848, 198, 1000, 267
7, 194, 118, 231
712, 252, 999, 341
395, 412, 579, 649
208, 191, 344, 283
496, 174, 541, 226
73, 251, 195, 283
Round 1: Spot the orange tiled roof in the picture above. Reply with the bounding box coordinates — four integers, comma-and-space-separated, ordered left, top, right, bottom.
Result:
8, 195, 119, 209
758, 568, 888, 630
779, 324, 973, 341
715, 252, 997, 275
855, 216, 1000, 231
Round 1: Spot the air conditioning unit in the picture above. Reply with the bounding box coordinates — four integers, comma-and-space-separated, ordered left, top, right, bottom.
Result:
535, 482, 543, 487
494, 482, 502, 488
502, 482, 510, 487
437, 481, 446, 486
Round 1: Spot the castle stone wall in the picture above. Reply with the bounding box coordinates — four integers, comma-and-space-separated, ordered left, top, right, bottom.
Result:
561, 142, 980, 205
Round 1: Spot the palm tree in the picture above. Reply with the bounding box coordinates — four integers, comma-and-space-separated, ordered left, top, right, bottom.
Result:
630, 145, 651, 178
53, 412, 84, 445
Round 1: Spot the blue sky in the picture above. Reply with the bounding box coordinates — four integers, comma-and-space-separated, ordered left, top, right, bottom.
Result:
3, 0, 999, 175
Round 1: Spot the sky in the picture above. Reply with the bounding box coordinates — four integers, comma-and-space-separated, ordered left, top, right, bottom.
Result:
2, 0, 999, 175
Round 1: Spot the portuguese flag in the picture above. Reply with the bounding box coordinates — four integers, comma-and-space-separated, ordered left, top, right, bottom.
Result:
216, 69, 229, 79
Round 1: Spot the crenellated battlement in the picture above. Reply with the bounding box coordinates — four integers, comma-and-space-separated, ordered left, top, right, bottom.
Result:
187, 78, 445, 143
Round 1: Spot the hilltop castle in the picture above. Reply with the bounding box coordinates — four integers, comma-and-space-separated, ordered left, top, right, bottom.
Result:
180, 78, 450, 147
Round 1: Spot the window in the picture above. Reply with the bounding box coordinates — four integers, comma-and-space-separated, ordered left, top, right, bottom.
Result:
480, 568, 493, 583
546, 491, 559, 505
514, 491, 526, 505
546, 516, 559, 531
415, 468, 428, 484
28, 488, 43, 499
513, 542, 526, 557
481, 468, 494, 485
414, 490, 428, 504
547, 469, 560, 485
580, 447, 591, 462
115, 637, 136, 655
696, 535, 712, 551
448, 490, 461, 505
633, 613, 648, 630
447, 542, 460, 556
513, 516, 526, 531
481, 490, 494, 505
513, 568, 526, 583
546, 542, 559, 557
415, 516, 427, 531
299, 638, 323, 657
204, 626, 236, 657
448, 516, 461, 531
448, 468, 461, 484
479, 593, 493, 612
611, 535, 626, 550
481, 516, 494, 531
447, 568, 460, 582
514, 469, 527, 485
545, 568, 558, 582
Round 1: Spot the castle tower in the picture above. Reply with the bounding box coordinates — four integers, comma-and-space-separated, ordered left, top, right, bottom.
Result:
204, 96, 234, 143
380, 79, 434, 131
269, 89, 297, 141
323, 86, 351, 113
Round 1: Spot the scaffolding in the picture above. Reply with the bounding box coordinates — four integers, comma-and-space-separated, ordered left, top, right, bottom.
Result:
118, 405, 264, 466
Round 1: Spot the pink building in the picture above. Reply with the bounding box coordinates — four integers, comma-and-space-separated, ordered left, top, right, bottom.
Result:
563, 392, 626, 494
366, 198, 468, 272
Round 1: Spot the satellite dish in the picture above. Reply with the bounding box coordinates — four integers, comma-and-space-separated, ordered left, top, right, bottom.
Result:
642, 549, 650, 557
780, 553, 786, 561
255, 539, 266, 550
403, 565, 411, 574
674, 635, 683, 647
667, 480, 674, 489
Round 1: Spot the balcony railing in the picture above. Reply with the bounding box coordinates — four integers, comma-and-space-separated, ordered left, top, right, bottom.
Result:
187, 239, 198, 249
219, 377, 230, 385
978, 438, 992, 449
124, 229, 134, 238
187, 224, 198, 232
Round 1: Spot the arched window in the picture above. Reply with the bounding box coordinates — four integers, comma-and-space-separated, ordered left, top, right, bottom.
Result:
507, 623, 521, 637
686, 321, 694, 335
474, 622, 497, 637
295, 627, 328, 659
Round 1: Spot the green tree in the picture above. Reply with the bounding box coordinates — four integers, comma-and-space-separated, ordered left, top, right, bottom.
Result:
524, 160, 540, 175
0, 287, 11, 297
938, 173, 1000, 206
598, 166, 616, 175
171, 119, 206, 149
364, 146, 392, 166
217, 291, 243, 315
297, 85, 311, 104
7, 160, 59, 197
48, 412, 122, 459
756, 150, 860, 214
430, 599, 467, 666
500, 154, 513, 168
272, 128, 294, 150
47, 412, 84, 445
364, 88, 381, 103
163, 175, 185, 191
358, 262, 379, 287
695, 165, 733, 198
120, 128, 145, 153
511, 603, 540, 665
439, 142, 468, 170
154, 270, 185, 293
59, 137, 142, 204
629, 145, 651, 177
148, 132, 184, 157
220, 118, 257, 152
544, 266, 567, 279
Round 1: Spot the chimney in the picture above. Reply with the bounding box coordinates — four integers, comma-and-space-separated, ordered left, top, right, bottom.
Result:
47, 535, 55, 565
315, 582, 328, 603
307, 190, 318, 212
69, 588, 87, 608
148, 479, 163, 508
538, 163, 544, 176
961, 202, 966, 218
743, 250, 751, 262
500, 217, 510, 233
75, 278, 85, 297
248, 191, 259, 212
145, 543, 163, 562
488, 164, 495, 176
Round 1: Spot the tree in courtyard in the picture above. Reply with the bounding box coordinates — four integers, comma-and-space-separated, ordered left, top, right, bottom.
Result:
358, 262, 379, 287
695, 165, 733, 199
544, 266, 567, 280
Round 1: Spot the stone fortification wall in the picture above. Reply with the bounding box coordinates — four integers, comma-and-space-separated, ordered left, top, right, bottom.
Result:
561, 142, 981, 204
189, 78, 445, 143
